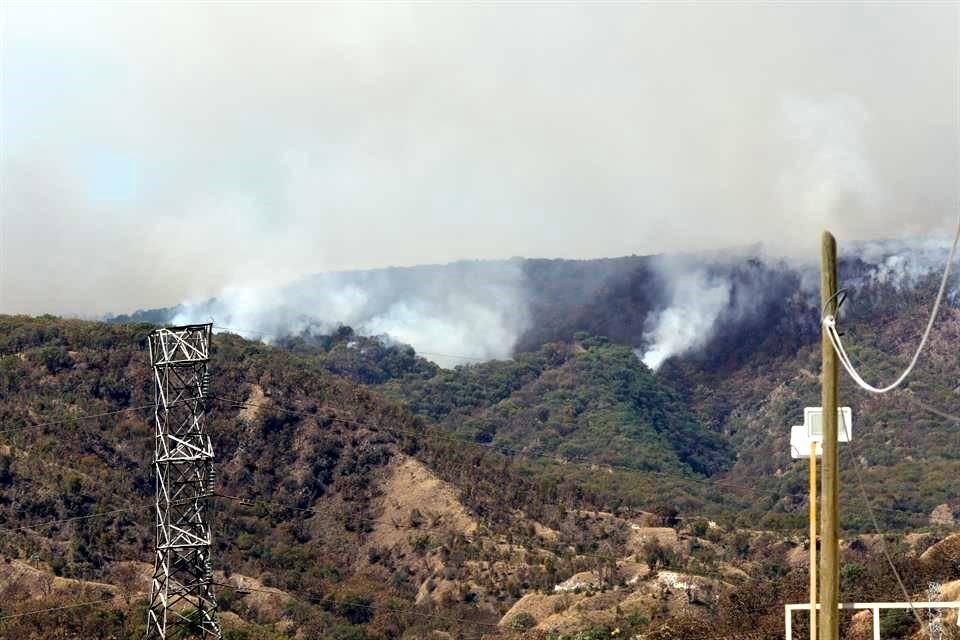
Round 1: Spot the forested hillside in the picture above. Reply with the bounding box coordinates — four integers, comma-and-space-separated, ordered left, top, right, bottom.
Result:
3, 248, 960, 639
229, 256, 960, 534
0, 317, 609, 637
2, 315, 959, 640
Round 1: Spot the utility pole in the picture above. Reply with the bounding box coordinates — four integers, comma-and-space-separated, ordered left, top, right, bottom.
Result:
145, 324, 222, 639
819, 232, 840, 640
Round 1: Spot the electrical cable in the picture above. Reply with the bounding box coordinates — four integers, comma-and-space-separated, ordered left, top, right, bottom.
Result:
0, 596, 118, 622
214, 581, 504, 629
0, 404, 154, 436
6, 337, 956, 524
6, 249, 959, 633
0, 394, 208, 437
905, 394, 960, 424
218, 491, 633, 565
838, 411, 925, 632
0, 462, 928, 630
0, 506, 147, 534
823, 215, 960, 394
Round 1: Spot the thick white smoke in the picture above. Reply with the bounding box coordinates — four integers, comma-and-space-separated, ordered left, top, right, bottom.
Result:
170, 260, 530, 368
637, 268, 732, 370
856, 237, 959, 293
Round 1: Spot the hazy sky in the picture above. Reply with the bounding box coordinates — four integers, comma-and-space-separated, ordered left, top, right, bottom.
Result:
1, 2, 958, 315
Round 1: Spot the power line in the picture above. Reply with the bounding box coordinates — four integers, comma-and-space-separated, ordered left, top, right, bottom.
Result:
7, 333, 959, 505
0, 487, 703, 576
0, 485, 927, 629
206, 323, 960, 519
0, 463, 926, 553
0, 506, 148, 534
82, 310, 960, 414
0, 596, 118, 622
823, 214, 960, 394
0, 496, 226, 535
0, 404, 154, 436
5, 299, 956, 634
905, 394, 960, 424
214, 581, 504, 629
1, 388, 951, 527
0, 394, 208, 437
0, 574, 771, 638
218, 491, 632, 565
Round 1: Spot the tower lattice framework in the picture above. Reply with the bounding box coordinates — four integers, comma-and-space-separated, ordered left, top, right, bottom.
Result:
145, 324, 222, 639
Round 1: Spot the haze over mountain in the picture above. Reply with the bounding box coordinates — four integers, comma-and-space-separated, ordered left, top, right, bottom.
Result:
2, 3, 958, 316
111, 238, 958, 369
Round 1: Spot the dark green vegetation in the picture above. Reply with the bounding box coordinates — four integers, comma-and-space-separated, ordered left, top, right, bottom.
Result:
379, 335, 731, 475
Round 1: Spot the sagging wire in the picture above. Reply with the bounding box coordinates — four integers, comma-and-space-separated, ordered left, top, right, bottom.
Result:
822, 214, 960, 395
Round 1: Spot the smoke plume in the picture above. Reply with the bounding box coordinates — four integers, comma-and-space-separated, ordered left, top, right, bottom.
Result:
637, 266, 733, 370
169, 261, 530, 368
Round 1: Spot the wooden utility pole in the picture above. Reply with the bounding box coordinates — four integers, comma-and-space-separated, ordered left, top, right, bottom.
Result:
809, 439, 817, 640
819, 232, 840, 640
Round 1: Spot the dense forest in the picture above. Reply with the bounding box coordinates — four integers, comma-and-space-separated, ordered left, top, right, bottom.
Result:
2, 250, 959, 638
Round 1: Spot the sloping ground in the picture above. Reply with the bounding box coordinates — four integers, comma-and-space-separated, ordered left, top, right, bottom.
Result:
0, 316, 522, 637
0, 552, 302, 635
236, 383, 267, 422
501, 564, 724, 634
0, 555, 122, 601
920, 534, 960, 569
3, 316, 674, 637
368, 454, 478, 551
2, 311, 959, 639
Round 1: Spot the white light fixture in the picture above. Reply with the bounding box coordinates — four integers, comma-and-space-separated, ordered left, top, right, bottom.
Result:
790, 407, 853, 459
803, 406, 852, 441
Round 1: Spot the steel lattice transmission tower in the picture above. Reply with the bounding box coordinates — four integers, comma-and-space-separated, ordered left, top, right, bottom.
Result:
145, 324, 222, 639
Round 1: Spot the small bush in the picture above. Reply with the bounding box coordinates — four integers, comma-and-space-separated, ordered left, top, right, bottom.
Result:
510, 611, 537, 630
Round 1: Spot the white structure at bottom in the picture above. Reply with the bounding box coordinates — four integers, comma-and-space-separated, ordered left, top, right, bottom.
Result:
784, 601, 960, 640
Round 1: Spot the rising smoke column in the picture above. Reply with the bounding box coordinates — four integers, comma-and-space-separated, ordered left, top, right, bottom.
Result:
637, 95, 908, 371
637, 263, 733, 370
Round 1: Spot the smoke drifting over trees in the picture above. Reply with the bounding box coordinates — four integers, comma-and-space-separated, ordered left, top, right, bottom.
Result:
169, 261, 531, 368
126, 235, 955, 370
